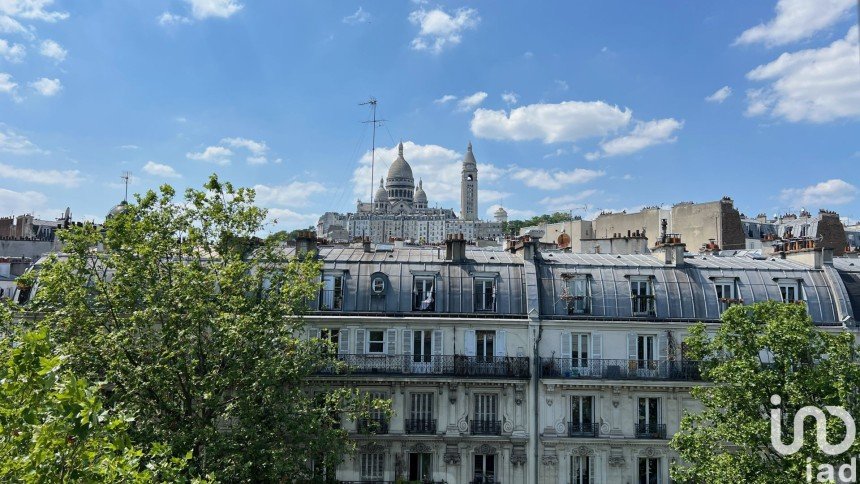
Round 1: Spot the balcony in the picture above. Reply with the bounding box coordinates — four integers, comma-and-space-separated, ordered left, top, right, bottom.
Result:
319, 289, 343, 311
567, 422, 600, 437
316, 355, 530, 379
356, 418, 389, 434
539, 358, 701, 381
635, 423, 666, 439
405, 418, 437, 435
470, 419, 501, 435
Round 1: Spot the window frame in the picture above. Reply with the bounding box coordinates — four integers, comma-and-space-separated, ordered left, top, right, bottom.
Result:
778, 279, 803, 304
630, 276, 655, 316
566, 275, 591, 315
367, 329, 386, 354
360, 452, 385, 481
474, 277, 497, 312
714, 277, 741, 313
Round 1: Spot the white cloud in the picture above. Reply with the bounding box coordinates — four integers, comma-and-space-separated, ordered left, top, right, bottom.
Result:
0, 38, 24, 62
38, 38, 65, 61
538, 191, 600, 210
254, 181, 326, 208
456, 91, 487, 112
185, 0, 243, 19
479, 189, 509, 204
0, 128, 41, 154
408, 7, 479, 54
353, 141, 504, 205
0, 162, 82, 187
266, 207, 320, 230
142, 161, 181, 178
119, 144, 139, 150
158, 11, 191, 26
343, 6, 370, 25
29, 77, 61, 96
735, 0, 855, 47
0, 14, 30, 36
523, 51, 534, 59
745, 26, 860, 123
0, 72, 17, 95
186, 146, 233, 165
705, 86, 732, 103
220, 136, 267, 155
501, 91, 518, 105
434, 94, 457, 104
471, 101, 632, 143
780, 179, 857, 206
586, 118, 683, 160
0, 187, 47, 214
0, 0, 68, 22
510, 167, 605, 190
554, 80, 569, 91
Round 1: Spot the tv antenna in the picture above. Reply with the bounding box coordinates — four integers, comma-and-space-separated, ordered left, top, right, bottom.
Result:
120, 171, 132, 202
360, 97, 386, 208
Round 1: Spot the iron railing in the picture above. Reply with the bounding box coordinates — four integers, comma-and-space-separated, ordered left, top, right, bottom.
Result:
318, 289, 343, 311
404, 418, 437, 434
317, 355, 530, 379
470, 419, 501, 435
567, 422, 600, 437
635, 423, 666, 439
539, 358, 701, 381
356, 418, 389, 434
470, 478, 500, 484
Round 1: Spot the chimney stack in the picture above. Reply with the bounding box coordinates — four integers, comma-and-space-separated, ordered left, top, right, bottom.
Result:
295, 230, 318, 259
362, 236, 372, 253
445, 233, 467, 262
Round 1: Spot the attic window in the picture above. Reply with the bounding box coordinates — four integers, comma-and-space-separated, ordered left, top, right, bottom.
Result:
371, 277, 385, 295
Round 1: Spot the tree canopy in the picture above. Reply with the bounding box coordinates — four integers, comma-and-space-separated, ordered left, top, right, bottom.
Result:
22, 175, 386, 481
671, 301, 860, 483
503, 211, 576, 235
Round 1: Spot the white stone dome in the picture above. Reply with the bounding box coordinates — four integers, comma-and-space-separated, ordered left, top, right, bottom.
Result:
386, 142, 414, 185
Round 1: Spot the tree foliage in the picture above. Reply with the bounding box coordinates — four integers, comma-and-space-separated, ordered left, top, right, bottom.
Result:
27, 175, 386, 481
671, 301, 860, 483
503, 211, 575, 235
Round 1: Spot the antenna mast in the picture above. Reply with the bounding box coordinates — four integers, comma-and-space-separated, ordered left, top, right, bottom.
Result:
120, 171, 131, 202
360, 97, 385, 208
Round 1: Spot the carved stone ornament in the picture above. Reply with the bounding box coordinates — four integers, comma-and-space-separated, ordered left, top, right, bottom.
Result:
443, 452, 461, 465
639, 446, 664, 458
457, 416, 469, 433
503, 416, 514, 433
410, 442, 433, 454
608, 455, 626, 467
515, 384, 524, 406
475, 444, 498, 455
571, 445, 595, 457
541, 454, 559, 466
359, 442, 386, 453
554, 420, 566, 435
510, 451, 527, 466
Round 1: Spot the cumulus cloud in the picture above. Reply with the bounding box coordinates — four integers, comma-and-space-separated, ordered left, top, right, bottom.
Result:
705, 86, 732, 103
158, 11, 190, 26
220, 136, 272, 163
745, 26, 860, 123
0, 162, 82, 187
29, 77, 61, 96
735, 0, 855, 47
254, 181, 327, 208
185, 0, 243, 19
510, 167, 605, 190
142, 161, 181, 178
471, 101, 632, 143
352, 141, 503, 205
0, 72, 17, 96
266, 207, 320, 230
343, 6, 370, 25
39, 38, 65, 61
0, 128, 42, 154
585, 118, 683, 160
0, 187, 48, 214
0, 38, 25, 62
501, 91, 518, 105
0, 0, 68, 22
186, 146, 233, 165
0, 14, 30, 36
408, 7, 479, 54
456, 91, 487, 112
434, 94, 457, 104
780, 179, 857, 206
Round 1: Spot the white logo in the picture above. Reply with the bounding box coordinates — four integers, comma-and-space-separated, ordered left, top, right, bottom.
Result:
770, 394, 855, 456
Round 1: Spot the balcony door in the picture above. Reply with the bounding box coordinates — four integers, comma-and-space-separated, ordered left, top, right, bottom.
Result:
638, 397, 662, 438
409, 392, 434, 434
409, 452, 432, 482
473, 453, 496, 483
412, 330, 432, 373
570, 395, 595, 436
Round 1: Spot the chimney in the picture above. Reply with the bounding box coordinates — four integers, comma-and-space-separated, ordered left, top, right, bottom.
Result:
445, 233, 467, 262
295, 230, 318, 259
652, 234, 686, 267
362, 236, 372, 253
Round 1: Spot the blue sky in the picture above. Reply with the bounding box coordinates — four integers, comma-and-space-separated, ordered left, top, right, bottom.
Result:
1, 0, 858, 230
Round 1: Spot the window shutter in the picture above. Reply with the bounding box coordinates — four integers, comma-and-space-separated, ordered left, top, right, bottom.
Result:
402, 329, 413, 357
432, 330, 443, 355
591, 332, 603, 361
386, 329, 397, 355
589, 455, 595, 482
658, 332, 669, 361
464, 330, 477, 356
355, 329, 365, 355
339, 329, 350, 355
560, 332, 572, 359
307, 328, 317, 341
494, 330, 506, 357
627, 332, 637, 361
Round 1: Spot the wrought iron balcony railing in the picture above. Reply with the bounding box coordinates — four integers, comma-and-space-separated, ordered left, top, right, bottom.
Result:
567, 421, 600, 437
356, 418, 389, 434
470, 419, 501, 435
316, 355, 530, 379
635, 423, 667, 439
539, 358, 701, 381
470, 477, 500, 484
404, 418, 437, 434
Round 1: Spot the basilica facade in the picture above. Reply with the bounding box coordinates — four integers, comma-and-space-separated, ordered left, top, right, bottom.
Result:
317, 142, 505, 244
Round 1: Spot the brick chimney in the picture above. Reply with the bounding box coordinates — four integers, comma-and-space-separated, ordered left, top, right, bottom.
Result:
445, 233, 467, 262
295, 230, 318, 259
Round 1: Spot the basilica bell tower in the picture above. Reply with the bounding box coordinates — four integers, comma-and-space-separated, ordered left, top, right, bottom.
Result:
460, 142, 478, 221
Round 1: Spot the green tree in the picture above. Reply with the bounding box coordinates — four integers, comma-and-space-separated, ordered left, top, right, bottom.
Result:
671, 301, 860, 483
28, 176, 386, 481
0, 307, 193, 483
504, 211, 576, 236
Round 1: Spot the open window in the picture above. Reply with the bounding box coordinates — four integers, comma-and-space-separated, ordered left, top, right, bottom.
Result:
564, 275, 590, 314
630, 276, 655, 316
474, 277, 496, 312
413, 276, 435, 311
319, 273, 343, 311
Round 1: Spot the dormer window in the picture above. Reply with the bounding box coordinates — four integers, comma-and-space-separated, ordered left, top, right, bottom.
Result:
474, 277, 496, 312
320, 274, 343, 311
630, 276, 655, 316
714, 278, 741, 313
563, 275, 590, 315
371, 276, 385, 295
778, 279, 803, 303
413, 276, 435, 311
